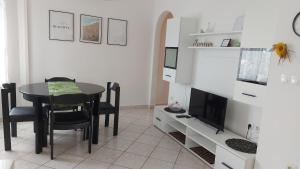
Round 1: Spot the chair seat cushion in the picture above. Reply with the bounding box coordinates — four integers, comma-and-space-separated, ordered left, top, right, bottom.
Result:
10, 107, 36, 121
53, 111, 89, 125
99, 102, 116, 114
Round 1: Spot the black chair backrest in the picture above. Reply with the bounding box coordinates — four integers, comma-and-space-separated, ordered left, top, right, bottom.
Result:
1, 83, 16, 109
50, 93, 89, 107
45, 77, 75, 83
1, 83, 16, 119
106, 82, 120, 109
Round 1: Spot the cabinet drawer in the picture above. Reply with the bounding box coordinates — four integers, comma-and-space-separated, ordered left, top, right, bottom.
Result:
163, 68, 176, 83
215, 146, 245, 169
233, 81, 266, 107
153, 108, 164, 129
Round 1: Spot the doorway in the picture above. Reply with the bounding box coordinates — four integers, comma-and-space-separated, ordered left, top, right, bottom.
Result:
150, 11, 174, 106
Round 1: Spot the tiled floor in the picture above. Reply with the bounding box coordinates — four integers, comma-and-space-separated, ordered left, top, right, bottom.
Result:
0, 108, 212, 169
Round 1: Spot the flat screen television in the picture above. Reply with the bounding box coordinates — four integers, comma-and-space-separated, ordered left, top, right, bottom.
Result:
188, 88, 228, 133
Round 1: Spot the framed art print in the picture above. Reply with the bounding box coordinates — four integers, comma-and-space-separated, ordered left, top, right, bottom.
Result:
80, 14, 102, 44
49, 10, 74, 41
107, 18, 128, 46
221, 39, 231, 47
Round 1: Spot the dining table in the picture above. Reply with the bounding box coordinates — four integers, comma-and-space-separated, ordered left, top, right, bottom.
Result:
19, 82, 105, 154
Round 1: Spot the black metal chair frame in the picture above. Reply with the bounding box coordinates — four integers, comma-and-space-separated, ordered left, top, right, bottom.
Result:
49, 93, 92, 160
1, 83, 36, 151
99, 82, 120, 136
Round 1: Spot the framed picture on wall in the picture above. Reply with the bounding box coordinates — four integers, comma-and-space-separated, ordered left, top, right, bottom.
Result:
49, 10, 74, 41
221, 39, 231, 47
80, 14, 102, 44
107, 18, 128, 46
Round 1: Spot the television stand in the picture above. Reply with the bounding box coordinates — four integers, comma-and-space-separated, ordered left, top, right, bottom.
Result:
153, 106, 256, 169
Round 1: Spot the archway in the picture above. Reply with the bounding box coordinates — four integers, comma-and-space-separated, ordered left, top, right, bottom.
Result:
150, 11, 174, 106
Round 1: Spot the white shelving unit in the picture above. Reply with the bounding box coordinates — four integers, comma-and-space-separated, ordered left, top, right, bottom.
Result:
189, 31, 243, 36
188, 46, 241, 50
153, 106, 256, 169
189, 31, 243, 50
163, 17, 198, 84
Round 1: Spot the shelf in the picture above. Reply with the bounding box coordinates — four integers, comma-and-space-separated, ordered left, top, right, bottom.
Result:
167, 120, 186, 134
187, 129, 216, 154
188, 46, 241, 50
190, 146, 216, 165
169, 132, 186, 144
190, 31, 243, 36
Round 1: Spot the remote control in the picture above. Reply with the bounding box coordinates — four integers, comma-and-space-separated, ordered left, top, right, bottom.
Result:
176, 115, 191, 118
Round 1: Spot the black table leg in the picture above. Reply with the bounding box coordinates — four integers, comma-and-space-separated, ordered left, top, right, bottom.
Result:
34, 98, 44, 154
92, 94, 100, 144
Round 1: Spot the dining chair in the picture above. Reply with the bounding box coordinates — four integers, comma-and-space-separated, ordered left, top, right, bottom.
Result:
45, 77, 78, 111
49, 93, 92, 159
98, 82, 120, 136
1, 83, 36, 151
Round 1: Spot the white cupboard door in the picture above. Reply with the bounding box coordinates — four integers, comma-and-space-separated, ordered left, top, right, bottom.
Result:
165, 19, 180, 47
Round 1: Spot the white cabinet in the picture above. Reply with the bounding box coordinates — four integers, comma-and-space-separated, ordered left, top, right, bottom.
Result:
162, 68, 176, 83
163, 18, 197, 84
233, 81, 267, 107
153, 106, 256, 169
165, 19, 180, 47
215, 146, 255, 169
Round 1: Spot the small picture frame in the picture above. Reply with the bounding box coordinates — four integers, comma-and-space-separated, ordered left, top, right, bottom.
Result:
107, 18, 128, 46
221, 39, 231, 47
49, 10, 74, 41
80, 14, 102, 44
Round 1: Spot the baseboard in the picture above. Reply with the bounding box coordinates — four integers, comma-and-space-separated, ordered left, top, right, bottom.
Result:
120, 105, 153, 110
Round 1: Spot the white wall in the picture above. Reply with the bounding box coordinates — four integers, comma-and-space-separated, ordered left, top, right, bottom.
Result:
6, 0, 20, 84
0, 0, 22, 116
151, 0, 262, 137
27, 0, 154, 106
250, 0, 300, 168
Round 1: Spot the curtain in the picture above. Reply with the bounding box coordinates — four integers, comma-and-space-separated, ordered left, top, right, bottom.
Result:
0, 0, 7, 85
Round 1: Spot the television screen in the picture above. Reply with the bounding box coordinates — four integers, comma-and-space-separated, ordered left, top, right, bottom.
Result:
189, 88, 228, 131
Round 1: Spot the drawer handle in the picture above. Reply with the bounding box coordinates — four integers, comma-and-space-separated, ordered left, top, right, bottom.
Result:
222, 162, 233, 169
242, 93, 257, 98
155, 117, 161, 122
165, 75, 171, 77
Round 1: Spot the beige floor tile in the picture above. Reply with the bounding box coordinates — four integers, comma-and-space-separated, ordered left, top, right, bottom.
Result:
0, 150, 27, 160
74, 159, 110, 169
44, 154, 84, 169
173, 164, 203, 169
13, 159, 40, 169
37, 166, 55, 169
0, 108, 210, 169
123, 124, 147, 134
104, 138, 133, 151
126, 142, 155, 157
176, 150, 205, 169
22, 152, 51, 165
157, 136, 182, 152
143, 126, 164, 138
150, 147, 179, 163
63, 142, 99, 158
141, 158, 173, 169
136, 135, 161, 146
117, 131, 142, 141
114, 152, 147, 169
108, 165, 131, 169
89, 147, 123, 163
